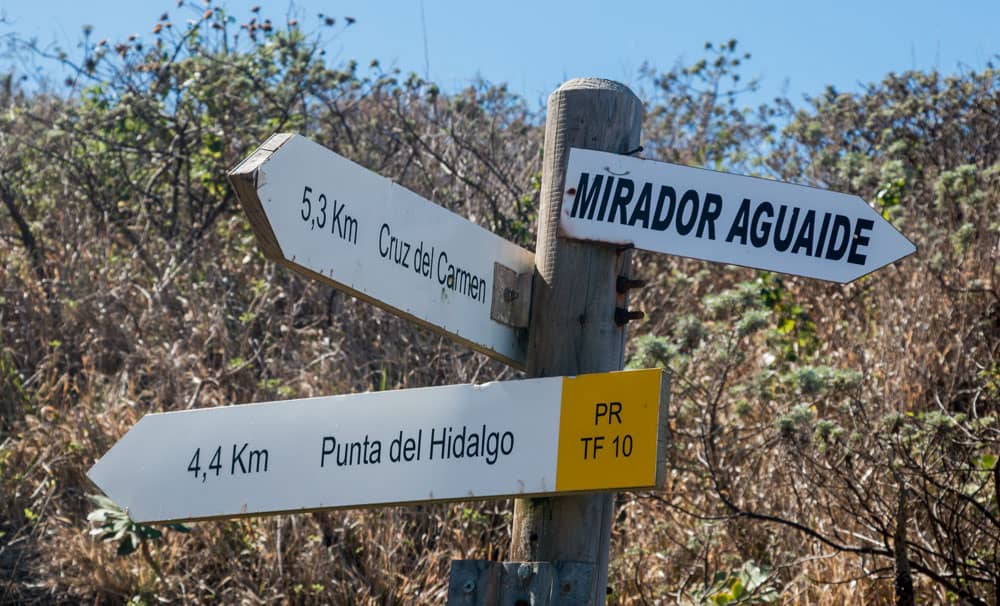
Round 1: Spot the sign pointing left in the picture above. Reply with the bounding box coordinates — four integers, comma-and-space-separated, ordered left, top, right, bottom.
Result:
228, 134, 535, 368
87, 370, 667, 524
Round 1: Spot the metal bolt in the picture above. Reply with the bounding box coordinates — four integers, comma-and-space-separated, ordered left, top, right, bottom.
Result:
503, 288, 519, 302
615, 307, 645, 326
462, 579, 475, 594
616, 275, 647, 294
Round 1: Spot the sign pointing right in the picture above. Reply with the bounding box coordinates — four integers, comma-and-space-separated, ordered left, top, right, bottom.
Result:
559, 148, 916, 283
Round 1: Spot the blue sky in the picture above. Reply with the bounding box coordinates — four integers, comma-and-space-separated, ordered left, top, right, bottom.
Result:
2, 0, 998, 108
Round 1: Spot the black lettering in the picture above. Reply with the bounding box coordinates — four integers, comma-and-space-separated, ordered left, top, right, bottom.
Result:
725, 198, 752, 244
485, 431, 500, 465
696, 193, 723, 239
316, 193, 327, 229
824, 214, 851, 260
404, 434, 418, 461
628, 183, 653, 228
247, 447, 268, 473
594, 402, 608, 425
414, 242, 424, 275
336, 201, 358, 244
378, 223, 390, 257
772, 205, 799, 252
847, 218, 874, 265
363, 435, 372, 464
321, 436, 335, 468
389, 430, 405, 462
750, 201, 774, 248
368, 439, 382, 464
301, 186, 312, 221
455, 268, 471, 296
231, 442, 247, 475
451, 426, 467, 458
430, 427, 446, 460
609, 402, 622, 424
330, 197, 343, 232
436, 251, 448, 285
467, 428, 480, 457
651, 186, 677, 231
609, 178, 635, 224
501, 432, 514, 455
676, 189, 699, 236
792, 210, 817, 256
814, 212, 832, 258
570, 173, 604, 219
595, 176, 616, 221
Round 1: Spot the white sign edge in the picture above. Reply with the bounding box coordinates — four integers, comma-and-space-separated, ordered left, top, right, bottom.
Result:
87, 370, 669, 524
228, 133, 534, 369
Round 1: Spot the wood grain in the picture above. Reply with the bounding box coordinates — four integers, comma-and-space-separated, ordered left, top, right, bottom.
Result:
510, 78, 643, 604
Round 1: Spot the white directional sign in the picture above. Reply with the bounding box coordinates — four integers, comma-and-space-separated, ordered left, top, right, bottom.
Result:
228, 134, 535, 368
88, 370, 667, 524
559, 148, 916, 283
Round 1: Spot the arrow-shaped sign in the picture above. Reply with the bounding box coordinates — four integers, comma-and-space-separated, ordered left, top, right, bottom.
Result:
559, 148, 916, 283
228, 134, 535, 368
88, 370, 667, 523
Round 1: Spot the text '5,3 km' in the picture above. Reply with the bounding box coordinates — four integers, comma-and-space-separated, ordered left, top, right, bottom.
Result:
228, 134, 535, 369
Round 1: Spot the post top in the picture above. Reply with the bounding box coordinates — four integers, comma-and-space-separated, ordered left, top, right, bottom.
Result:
553, 77, 636, 97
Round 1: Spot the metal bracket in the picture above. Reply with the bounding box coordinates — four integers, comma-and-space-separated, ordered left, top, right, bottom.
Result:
490, 263, 532, 328
447, 560, 594, 606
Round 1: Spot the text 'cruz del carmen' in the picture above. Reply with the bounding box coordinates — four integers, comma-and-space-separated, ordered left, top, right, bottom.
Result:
377, 222, 488, 304
298, 183, 489, 306
568, 172, 876, 265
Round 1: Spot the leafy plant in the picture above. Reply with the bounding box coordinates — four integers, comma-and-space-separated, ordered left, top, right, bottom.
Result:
688, 561, 779, 605
87, 494, 188, 575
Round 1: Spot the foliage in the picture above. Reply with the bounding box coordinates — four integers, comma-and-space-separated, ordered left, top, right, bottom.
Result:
621, 66, 1000, 606
1, 4, 999, 604
640, 39, 789, 172
687, 560, 779, 605
87, 494, 188, 559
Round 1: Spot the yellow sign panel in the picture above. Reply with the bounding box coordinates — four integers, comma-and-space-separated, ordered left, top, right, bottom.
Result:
555, 368, 665, 491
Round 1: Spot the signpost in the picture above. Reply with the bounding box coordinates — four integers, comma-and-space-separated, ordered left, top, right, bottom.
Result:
228, 134, 535, 368
505, 78, 646, 605
87, 369, 666, 524
86, 77, 917, 605
560, 148, 916, 283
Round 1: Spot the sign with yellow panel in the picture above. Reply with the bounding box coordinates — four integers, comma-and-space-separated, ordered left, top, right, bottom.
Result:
89, 369, 668, 523
555, 369, 666, 491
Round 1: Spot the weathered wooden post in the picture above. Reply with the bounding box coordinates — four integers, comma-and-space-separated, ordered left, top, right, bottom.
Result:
510, 77, 643, 604
447, 76, 644, 606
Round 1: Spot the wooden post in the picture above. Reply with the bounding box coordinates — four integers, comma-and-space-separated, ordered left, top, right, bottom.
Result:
510, 78, 643, 603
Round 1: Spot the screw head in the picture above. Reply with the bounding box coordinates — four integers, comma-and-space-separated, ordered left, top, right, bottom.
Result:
462, 579, 475, 593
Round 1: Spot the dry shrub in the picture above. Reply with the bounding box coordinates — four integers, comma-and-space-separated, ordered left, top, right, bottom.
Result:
1, 12, 998, 604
